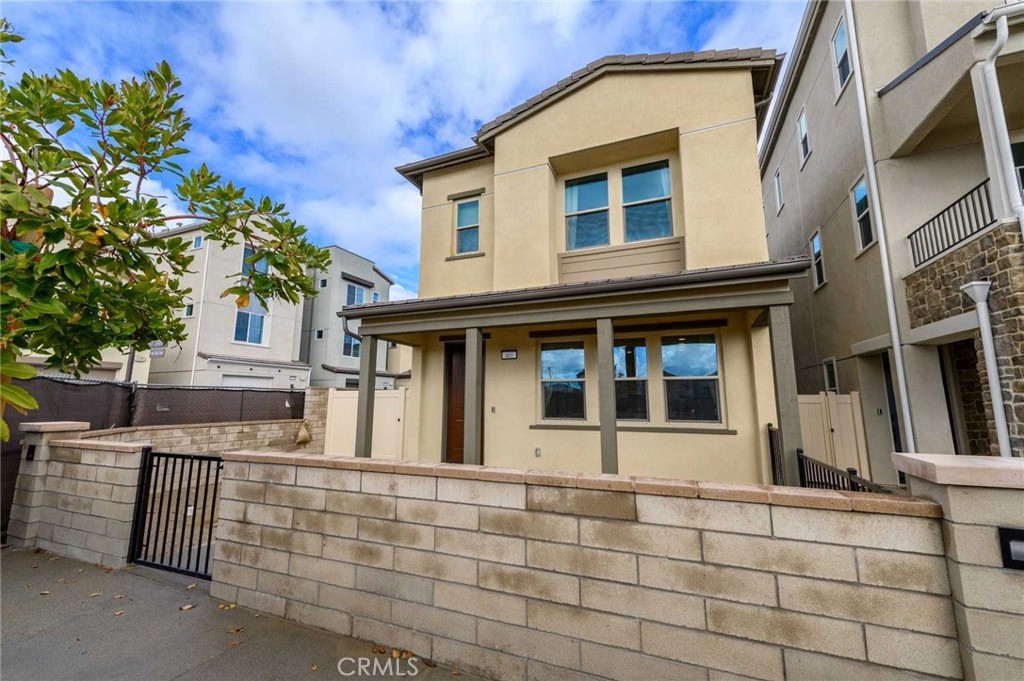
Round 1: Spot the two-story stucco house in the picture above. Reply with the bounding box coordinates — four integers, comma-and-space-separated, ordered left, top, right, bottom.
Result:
760, 0, 1024, 480
300, 245, 395, 389
345, 50, 813, 484
148, 223, 310, 388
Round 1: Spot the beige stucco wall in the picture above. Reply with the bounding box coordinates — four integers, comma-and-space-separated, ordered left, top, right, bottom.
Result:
20, 347, 152, 383
418, 69, 770, 299
149, 227, 307, 388
401, 312, 778, 484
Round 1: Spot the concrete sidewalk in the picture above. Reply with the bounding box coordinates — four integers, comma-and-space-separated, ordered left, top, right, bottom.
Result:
1, 547, 478, 680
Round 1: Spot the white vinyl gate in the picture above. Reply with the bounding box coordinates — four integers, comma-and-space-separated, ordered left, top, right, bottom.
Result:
323, 388, 407, 458
798, 391, 872, 479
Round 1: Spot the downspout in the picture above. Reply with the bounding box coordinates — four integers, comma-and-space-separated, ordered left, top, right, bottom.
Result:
843, 0, 917, 452
189, 237, 212, 385
981, 10, 1024, 235
961, 282, 1012, 456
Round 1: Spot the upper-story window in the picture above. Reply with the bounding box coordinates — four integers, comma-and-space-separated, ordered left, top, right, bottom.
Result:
242, 245, 268, 276
346, 284, 366, 306
192, 235, 203, 250
852, 177, 874, 250
343, 333, 361, 358
797, 109, 811, 163
1012, 141, 1024, 192
823, 357, 839, 393
182, 303, 194, 318
565, 174, 610, 250
372, 291, 380, 303
810, 230, 826, 289
456, 199, 480, 254
234, 296, 266, 344
774, 168, 784, 214
317, 278, 328, 289
623, 161, 672, 243
832, 17, 853, 92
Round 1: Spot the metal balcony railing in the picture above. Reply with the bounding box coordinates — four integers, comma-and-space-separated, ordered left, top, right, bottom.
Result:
908, 179, 996, 267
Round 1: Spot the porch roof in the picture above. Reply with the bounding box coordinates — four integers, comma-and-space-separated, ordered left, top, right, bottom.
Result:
341, 257, 810, 339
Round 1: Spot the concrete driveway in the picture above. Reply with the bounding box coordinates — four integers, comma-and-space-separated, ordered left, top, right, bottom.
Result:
1, 547, 476, 680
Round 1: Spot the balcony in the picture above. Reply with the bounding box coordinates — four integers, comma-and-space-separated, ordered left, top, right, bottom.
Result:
908, 179, 997, 267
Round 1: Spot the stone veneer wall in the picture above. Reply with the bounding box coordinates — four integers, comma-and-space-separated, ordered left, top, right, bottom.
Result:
79, 420, 303, 454
210, 453, 961, 681
904, 221, 1024, 453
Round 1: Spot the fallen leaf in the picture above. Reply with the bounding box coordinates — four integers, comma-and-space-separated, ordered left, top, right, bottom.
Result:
39, 591, 50, 595
371, 645, 387, 655
229, 641, 240, 647
31, 565, 38, 569
311, 665, 318, 672
113, 595, 125, 600
452, 670, 462, 677
113, 610, 125, 617
228, 626, 244, 634
48, 556, 60, 561
401, 651, 414, 660
217, 604, 226, 610
179, 604, 196, 611
185, 583, 197, 590
88, 592, 102, 598
34, 548, 45, 554
254, 613, 260, 617
422, 659, 437, 669
228, 604, 236, 609
392, 650, 400, 659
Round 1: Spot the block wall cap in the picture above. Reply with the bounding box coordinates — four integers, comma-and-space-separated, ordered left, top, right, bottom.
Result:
225, 451, 941, 518
892, 452, 1024, 489
20, 421, 90, 433
48, 439, 148, 453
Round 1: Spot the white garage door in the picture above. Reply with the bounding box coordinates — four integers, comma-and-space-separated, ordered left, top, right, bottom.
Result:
221, 374, 274, 388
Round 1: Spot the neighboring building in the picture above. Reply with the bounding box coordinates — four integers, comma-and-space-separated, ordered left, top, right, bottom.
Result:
300, 246, 395, 389
759, 0, 1024, 479
345, 50, 815, 485
148, 224, 310, 388
18, 347, 152, 383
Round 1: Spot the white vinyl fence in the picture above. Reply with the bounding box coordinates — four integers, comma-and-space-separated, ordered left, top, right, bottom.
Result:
323, 388, 407, 458
798, 391, 872, 478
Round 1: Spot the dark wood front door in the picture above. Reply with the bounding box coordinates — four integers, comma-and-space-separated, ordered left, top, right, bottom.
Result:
444, 343, 466, 463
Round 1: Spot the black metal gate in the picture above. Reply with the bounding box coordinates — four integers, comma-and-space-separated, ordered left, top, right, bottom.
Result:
129, 448, 223, 579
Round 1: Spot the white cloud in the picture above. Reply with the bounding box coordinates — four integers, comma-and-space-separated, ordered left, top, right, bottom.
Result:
389, 283, 417, 301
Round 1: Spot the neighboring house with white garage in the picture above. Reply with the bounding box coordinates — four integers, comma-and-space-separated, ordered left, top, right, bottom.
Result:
300, 246, 395, 389
148, 223, 310, 389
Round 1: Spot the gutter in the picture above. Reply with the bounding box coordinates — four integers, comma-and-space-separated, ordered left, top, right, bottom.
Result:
340, 257, 810, 320
844, 0, 917, 453
189, 235, 213, 385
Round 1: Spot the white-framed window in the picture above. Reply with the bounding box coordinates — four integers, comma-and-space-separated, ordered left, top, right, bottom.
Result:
832, 16, 853, 93
810, 230, 826, 289
191, 235, 203, 250
823, 358, 839, 393
241, 244, 268, 276
343, 333, 361, 358
455, 199, 480, 254
565, 173, 610, 250
852, 176, 874, 250
661, 334, 721, 423
346, 284, 366, 306
315, 329, 324, 340
182, 303, 194, 318
540, 341, 586, 419
318, 278, 328, 289
233, 296, 266, 344
1011, 140, 1024, 194
797, 109, 811, 163
614, 338, 648, 420
372, 291, 380, 303
774, 168, 784, 214
622, 160, 672, 243
345, 378, 359, 389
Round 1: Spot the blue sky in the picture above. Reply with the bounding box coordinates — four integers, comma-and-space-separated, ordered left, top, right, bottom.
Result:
4, 0, 805, 299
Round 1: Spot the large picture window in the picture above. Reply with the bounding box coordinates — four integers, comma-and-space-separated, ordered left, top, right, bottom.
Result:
662, 334, 720, 422
456, 199, 480, 254
346, 284, 366, 306
622, 161, 672, 243
540, 342, 586, 419
565, 174, 609, 250
233, 296, 266, 344
614, 338, 648, 420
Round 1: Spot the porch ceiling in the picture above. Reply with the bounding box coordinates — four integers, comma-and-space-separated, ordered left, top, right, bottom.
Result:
346, 258, 809, 340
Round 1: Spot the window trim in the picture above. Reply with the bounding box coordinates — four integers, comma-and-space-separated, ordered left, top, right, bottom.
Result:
621, 160, 673, 244
850, 174, 875, 253
372, 291, 380, 303
661, 332, 724, 425
797, 108, 811, 167
191, 235, 203, 250
539, 339, 588, 422
774, 167, 784, 215
232, 299, 269, 346
346, 283, 367, 307
613, 337, 650, 422
318, 278, 328, 289
810, 229, 827, 290
454, 197, 481, 255
823, 357, 839, 393
182, 303, 194, 319
564, 172, 611, 252
831, 14, 854, 100
315, 329, 324, 340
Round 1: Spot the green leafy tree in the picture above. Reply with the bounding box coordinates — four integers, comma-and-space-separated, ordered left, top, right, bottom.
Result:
0, 21, 329, 440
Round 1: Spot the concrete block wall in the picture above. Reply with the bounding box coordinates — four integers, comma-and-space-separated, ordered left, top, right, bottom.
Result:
80, 420, 303, 454
211, 453, 960, 681
895, 453, 1024, 681
302, 387, 329, 455
8, 434, 145, 568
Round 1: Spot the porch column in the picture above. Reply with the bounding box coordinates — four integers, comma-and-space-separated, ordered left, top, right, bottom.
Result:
464, 327, 484, 465
767, 306, 802, 485
354, 334, 378, 458
596, 318, 619, 474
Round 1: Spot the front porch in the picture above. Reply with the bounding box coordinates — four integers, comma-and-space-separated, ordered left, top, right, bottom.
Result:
345, 259, 810, 486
